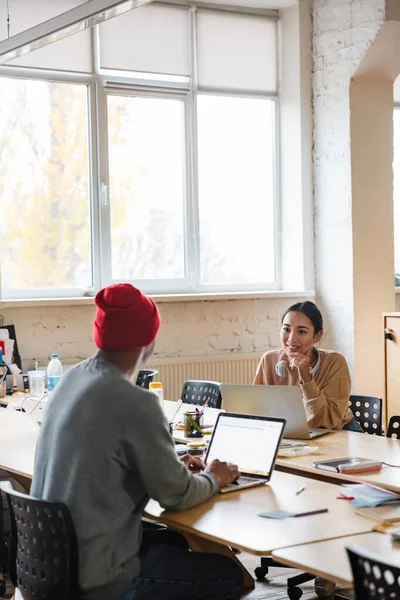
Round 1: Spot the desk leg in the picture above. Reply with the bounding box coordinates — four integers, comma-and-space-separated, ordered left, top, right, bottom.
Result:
0, 472, 30, 493
10, 474, 31, 493
183, 532, 255, 591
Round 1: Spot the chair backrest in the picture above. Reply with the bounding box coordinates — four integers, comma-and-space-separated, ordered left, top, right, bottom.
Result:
180, 381, 221, 409
347, 544, 400, 599
135, 369, 158, 389
0, 488, 6, 579
1, 484, 79, 600
349, 395, 383, 435
387, 415, 400, 439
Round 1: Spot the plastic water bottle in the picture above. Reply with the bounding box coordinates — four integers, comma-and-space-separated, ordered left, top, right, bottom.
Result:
47, 354, 63, 391
149, 382, 164, 407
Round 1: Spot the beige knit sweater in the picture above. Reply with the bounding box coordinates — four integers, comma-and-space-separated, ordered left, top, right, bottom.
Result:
253, 349, 354, 430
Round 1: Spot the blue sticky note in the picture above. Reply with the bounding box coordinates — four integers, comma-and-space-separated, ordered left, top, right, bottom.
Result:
259, 510, 295, 520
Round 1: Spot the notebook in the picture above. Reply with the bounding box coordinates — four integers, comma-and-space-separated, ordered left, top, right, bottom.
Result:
220, 383, 331, 440
204, 413, 286, 493
355, 506, 400, 523
313, 457, 382, 473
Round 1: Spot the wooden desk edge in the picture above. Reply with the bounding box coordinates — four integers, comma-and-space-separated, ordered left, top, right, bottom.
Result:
271, 550, 353, 587
144, 510, 271, 556
271, 530, 375, 588
144, 511, 256, 590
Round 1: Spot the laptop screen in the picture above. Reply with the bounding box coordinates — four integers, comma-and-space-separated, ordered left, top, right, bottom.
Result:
205, 413, 286, 479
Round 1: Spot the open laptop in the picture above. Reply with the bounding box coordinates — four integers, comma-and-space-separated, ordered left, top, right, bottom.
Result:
220, 384, 331, 440
163, 399, 183, 423
205, 413, 286, 493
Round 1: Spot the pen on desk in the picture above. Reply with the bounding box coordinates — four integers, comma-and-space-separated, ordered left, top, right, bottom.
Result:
294, 508, 329, 518
296, 484, 307, 496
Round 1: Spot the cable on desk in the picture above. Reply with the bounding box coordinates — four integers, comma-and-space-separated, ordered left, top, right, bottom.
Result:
20, 393, 48, 415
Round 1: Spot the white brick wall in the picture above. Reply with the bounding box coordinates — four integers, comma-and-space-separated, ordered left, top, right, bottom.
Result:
0, 296, 312, 370
313, 0, 386, 369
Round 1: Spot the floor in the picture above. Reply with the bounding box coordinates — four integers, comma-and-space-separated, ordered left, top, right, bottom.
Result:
238, 552, 354, 600
4, 553, 354, 599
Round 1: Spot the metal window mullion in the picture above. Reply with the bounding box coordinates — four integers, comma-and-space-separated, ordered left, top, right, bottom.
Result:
197, 86, 278, 100
0, 64, 95, 84
185, 5, 200, 291
88, 82, 102, 292
90, 27, 103, 292
96, 81, 112, 287
274, 17, 281, 288
103, 85, 188, 100
272, 98, 281, 288
102, 78, 191, 92
93, 24, 101, 75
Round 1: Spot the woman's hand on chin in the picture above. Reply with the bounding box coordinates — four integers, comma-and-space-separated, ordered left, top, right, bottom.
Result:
288, 352, 312, 383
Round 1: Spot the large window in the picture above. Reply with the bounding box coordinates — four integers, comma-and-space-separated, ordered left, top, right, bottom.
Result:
0, 2, 278, 299
0, 77, 91, 297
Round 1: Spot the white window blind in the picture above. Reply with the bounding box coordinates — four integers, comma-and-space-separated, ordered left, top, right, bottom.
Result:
0, 0, 92, 72
196, 10, 277, 93
99, 3, 190, 76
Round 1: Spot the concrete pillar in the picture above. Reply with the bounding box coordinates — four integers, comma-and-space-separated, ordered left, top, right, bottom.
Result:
350, 17, 400, 396
313, 0, 400, 398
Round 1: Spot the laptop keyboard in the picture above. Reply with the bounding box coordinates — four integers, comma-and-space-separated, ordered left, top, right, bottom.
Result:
237, 476, 257, 484
225, 476, 258, 488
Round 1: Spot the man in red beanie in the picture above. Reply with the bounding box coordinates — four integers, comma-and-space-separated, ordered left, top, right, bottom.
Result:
31, 284, 243, 600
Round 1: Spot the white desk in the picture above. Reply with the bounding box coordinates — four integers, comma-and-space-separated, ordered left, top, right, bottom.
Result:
0, 409, 38, 481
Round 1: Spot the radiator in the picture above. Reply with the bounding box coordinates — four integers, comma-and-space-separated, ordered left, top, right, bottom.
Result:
148, 353, 261, 400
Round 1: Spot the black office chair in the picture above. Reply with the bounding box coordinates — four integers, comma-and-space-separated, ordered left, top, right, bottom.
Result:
387, 415, 400, 438
135, 369, 158, 389
346, 543, 400, 598
180, 380, 221, 409
1, 482, 79, 600
349, 395, 383, 435
0, 491, 6, 597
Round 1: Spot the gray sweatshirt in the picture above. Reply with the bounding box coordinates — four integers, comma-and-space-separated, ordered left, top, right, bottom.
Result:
31, 358, 219, 600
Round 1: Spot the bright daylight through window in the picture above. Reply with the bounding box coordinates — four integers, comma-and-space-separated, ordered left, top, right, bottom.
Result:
0, 2, 278, 299
108, 95, 185, 281
0, 78, 91, 297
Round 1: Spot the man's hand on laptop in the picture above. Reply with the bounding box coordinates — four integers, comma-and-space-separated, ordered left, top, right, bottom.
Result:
180, 455, 206, 473
206, 459, 240, 488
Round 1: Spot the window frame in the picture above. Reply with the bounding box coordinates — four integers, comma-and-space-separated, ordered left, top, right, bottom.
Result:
0, 3, 281, 300
394, 105, 400, 289
99, 84, 192, 292
0, 67, 96, 300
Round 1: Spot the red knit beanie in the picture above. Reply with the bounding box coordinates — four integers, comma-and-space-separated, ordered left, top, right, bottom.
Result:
94, 284, 160, 351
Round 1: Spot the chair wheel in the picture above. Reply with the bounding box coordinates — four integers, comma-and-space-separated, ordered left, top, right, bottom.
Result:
288, 586, 303, 600
254, 566, 268, 581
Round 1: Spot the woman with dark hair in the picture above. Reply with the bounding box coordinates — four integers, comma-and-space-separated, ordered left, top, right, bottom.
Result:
253, 300, 362, 432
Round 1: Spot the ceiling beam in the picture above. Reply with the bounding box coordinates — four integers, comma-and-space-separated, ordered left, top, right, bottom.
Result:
0, 0, 154, 65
